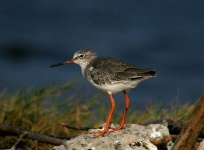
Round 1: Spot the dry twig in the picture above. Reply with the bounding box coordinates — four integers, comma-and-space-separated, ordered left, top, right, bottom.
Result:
10, 132, 28, 150
172, 94, 204, 150
0, 123, 66, 146
61, 123, 93, 130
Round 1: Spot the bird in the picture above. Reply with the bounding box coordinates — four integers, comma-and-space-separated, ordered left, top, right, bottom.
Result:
50, 49, 156, 137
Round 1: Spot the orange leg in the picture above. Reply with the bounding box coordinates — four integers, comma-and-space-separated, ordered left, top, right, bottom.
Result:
112, 90, 130, 131
90, 93, 115, 137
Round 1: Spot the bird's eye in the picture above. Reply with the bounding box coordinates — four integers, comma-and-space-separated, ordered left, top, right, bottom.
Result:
78, 54, 85, 59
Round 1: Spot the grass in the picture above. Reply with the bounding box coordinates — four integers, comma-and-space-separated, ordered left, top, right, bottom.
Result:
0, 79, 195, 149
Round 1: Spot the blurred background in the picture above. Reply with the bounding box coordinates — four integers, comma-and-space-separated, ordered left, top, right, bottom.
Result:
0, 0, 204, 108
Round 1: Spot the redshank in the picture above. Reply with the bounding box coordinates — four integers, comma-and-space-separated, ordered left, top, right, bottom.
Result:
50, 49, 156, 137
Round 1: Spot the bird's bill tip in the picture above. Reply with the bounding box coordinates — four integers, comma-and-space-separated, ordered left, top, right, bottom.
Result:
50, 59, 75, 67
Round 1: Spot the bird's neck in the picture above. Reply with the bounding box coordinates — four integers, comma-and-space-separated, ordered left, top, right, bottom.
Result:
79, 61, 90, 76
77, 57, 97, 76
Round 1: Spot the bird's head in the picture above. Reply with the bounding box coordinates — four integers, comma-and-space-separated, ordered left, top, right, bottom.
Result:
50, 49, 97, 70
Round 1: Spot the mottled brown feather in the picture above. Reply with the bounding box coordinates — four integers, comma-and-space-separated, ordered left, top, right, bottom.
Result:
85, 57, 155, 85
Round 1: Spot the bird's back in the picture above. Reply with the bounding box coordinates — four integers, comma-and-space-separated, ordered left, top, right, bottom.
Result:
84, 57, 155, 86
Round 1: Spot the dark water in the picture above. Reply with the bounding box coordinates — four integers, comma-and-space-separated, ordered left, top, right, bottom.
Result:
0, 0, 204, 107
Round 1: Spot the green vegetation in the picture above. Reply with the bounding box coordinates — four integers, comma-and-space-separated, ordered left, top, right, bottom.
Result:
0, 79, 194, 149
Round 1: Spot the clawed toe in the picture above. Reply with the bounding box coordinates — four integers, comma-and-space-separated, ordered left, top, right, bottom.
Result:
90, 129, 109, 137
111, 125, 125, 131
90, 124, 125, 137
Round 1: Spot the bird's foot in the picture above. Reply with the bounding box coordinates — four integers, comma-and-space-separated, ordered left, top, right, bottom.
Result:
90, 129, 109, 138
110, 124, 125, 131
89, 123, 124, 137
89, 122, 115, 137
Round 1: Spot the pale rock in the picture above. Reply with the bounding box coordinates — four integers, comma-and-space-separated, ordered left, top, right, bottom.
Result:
53, 123, 172, 150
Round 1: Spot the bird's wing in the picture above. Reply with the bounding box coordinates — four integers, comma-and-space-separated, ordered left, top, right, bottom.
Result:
86, 57, 155, 85
115, 68, 156, 81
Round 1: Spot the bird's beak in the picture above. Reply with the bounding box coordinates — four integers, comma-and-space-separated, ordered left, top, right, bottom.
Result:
50, 58, 76, 67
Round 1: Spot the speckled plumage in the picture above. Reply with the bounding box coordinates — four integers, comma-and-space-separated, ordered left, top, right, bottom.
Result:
72, 50, 156, 93
84, 57, 155, 85
50, 49, 156, 94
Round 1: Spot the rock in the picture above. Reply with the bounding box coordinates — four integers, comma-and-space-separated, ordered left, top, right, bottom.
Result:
198, 140, 204, 150
53, 123, 172, 150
